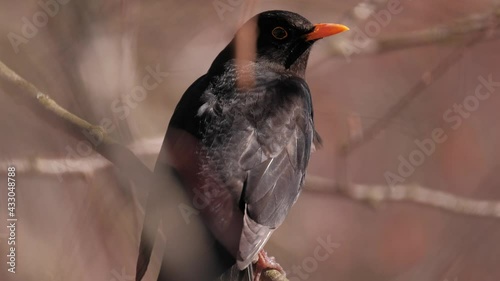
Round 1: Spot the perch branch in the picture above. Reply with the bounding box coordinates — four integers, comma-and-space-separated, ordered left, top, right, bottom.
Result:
263, 269, 289, 281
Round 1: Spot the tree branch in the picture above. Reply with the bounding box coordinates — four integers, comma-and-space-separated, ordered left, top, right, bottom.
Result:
305, 176, 500, 218
330, 6, 500, 57
0, 61, 115, 146
340, 43, 466, 156
337, 11, 498, 157
262, 269, 289, 281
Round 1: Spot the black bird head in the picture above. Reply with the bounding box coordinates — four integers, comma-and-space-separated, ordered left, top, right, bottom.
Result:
210, 10, 349, 78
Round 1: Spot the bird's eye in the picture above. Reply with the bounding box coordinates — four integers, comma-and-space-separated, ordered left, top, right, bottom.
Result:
271, 27, 288, 40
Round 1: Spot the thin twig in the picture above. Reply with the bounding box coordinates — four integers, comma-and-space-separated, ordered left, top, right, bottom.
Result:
330, 6, 500, 57
339, 16, 497, 156
340, 44, 466, 155
0, 61, 115, 146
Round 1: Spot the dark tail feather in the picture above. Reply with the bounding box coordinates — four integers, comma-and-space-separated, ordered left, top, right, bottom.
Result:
136, 164, 182, 281
136, 168, 235, 281
135, 189, 161, 280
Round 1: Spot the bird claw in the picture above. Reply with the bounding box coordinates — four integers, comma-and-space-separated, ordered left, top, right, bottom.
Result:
252, 250, 285, 281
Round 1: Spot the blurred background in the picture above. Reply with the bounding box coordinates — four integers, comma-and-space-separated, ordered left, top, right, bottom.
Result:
1, 0, 500, 281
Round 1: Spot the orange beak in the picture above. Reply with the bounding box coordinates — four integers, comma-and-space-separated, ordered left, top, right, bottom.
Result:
305, 23, 349, 41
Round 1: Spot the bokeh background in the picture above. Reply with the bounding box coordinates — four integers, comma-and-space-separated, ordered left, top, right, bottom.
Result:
1, 0, 500, 281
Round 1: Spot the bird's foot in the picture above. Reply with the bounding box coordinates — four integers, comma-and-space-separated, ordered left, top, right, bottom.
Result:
252, 250, 285, 281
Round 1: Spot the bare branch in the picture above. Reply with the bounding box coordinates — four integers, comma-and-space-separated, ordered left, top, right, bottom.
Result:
340, 44, 466, 156
0, 61, 115, 146
262, 269, 289, 281
338, 11, 498, 156
306, 176, 500, 218
330, 6, 500, 57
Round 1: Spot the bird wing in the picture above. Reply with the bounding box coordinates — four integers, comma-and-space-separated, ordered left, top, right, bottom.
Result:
236, 77, 315, 269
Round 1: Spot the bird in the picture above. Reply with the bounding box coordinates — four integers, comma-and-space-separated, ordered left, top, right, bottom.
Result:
136, 10, 348, 281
